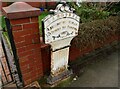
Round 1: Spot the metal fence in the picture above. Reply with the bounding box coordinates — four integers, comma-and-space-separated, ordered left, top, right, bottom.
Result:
0, 36, 14, 87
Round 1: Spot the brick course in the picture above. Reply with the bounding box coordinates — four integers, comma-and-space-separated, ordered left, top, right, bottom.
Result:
30, 17, 38, 22
12, 25, 22, 31
10, 18, 30, 25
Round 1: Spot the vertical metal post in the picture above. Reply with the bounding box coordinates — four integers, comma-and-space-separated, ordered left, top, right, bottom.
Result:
42, 20, 45, 43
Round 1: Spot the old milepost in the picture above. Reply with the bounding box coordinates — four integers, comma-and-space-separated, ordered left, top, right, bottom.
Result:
42, 1, 80, 85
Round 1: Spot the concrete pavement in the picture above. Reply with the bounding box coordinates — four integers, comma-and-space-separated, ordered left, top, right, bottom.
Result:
64, 43, 119, 87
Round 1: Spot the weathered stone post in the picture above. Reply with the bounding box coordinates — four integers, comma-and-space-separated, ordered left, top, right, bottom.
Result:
42, 1, 80, 84
2, 2, 43, 86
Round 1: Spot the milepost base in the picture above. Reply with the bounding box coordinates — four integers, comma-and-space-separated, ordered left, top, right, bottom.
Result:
47, 69, 73, 85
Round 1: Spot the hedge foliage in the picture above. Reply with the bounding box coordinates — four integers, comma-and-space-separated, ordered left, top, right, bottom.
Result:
69, 2, 110, 23
73, 16, 120, 49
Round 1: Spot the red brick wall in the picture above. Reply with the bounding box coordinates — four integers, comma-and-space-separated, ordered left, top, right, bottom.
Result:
26, 2, 46, 8
10, 17, 43, 85
69, 34, 118, 61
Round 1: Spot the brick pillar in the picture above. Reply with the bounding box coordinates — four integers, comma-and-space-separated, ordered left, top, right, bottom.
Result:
2, 2, 43, 86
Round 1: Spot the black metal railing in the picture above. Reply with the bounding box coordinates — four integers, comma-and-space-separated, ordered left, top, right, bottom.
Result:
0, 34, 14, 86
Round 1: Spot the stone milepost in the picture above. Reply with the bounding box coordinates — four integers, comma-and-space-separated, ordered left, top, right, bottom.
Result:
42, 1, 80, 85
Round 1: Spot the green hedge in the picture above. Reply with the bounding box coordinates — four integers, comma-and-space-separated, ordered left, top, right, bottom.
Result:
69, 2, 110, 23
73, 16, 120, 49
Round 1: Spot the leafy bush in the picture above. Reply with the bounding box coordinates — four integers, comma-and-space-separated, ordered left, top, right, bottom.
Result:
69, 2, 110, 23
73, 16, 119, 50
0, 16, 6, 29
